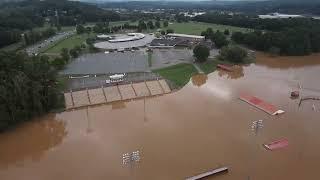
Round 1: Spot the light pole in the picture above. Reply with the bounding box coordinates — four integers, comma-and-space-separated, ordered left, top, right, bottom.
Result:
122, 150, 140, 165
251, 120, 264, 136
248, 120, 264, 180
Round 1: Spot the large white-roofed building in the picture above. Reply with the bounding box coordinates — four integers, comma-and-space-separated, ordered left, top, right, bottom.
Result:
94, 33, 154, 50
166, 33, 205, 40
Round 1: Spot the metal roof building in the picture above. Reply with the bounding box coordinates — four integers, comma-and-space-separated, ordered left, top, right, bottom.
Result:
166, 33, 205, 40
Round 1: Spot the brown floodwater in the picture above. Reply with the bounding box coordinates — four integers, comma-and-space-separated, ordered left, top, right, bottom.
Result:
1, 52, 320, 180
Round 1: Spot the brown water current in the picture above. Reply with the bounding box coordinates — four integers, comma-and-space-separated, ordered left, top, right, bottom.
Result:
1, 52, 320, 180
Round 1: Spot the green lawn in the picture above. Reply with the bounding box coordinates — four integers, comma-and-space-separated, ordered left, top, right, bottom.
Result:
153, 63, 198, 88
198, 60, 219, 74
44, 33, 95, 54
164, 21, 250, 35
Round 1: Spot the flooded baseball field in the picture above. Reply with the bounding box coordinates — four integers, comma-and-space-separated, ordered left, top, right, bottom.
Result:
0, 52, 320, 180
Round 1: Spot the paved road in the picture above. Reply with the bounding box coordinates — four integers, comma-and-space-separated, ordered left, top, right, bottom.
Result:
26, 31, 75, 56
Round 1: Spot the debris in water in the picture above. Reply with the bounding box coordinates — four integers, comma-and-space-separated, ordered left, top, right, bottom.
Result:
299, 96, 320, 107
291, 91, 300, 98
264, 139, 289, 150
239, 94, 285, 115
186, 167, 229, 180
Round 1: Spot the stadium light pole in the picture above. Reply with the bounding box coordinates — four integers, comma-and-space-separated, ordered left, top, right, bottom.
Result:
122, 150, 141, 178
247, 120, 264, 180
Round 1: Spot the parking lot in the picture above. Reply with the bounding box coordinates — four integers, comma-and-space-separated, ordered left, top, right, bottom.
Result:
61, 48, 219, 76
61, 51, 148, 75
150, 49, 194, 69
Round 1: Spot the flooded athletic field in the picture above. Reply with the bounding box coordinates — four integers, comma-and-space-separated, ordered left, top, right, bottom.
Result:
1, 53, 320, 180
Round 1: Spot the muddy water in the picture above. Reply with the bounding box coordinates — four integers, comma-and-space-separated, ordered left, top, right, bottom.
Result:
1, 52, 320, 180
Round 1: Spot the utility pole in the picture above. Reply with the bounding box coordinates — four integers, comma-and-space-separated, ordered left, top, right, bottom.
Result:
55, 9, 61, 31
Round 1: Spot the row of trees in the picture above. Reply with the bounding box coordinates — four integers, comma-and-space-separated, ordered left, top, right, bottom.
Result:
194, 28, 248, 63
0, 0, 121, 48
193, 44, 248, 64
91, 20, 170, 34
0, 27, 56, 48
0, 30, 22, 48
24, 28, 56, 45
231, 28, 320, 56
201, 28, 229, 48
194, 13, 320, 31
196, 13, 320, 56
0, 52, 62, 131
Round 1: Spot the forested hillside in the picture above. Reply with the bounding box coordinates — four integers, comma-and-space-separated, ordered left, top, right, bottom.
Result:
0, 0, 120, 48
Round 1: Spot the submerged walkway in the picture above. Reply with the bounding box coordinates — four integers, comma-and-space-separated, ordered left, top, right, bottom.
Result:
193, 63, 204, 74
64, 79, 171, 109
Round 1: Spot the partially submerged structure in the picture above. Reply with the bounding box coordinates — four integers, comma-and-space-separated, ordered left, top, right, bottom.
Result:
264, 139, 289, 150
239, 94, 285, 115
186, 167, 228, 180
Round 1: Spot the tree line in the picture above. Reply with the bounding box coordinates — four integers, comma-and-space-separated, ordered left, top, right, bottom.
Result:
0, 0, 121, 48
90, 20, 169, 34
231, 27, 320, 56
24, 28, 57, 46
195, 13, 320, 56
194, 13, 320, 31
0, 51, 63, 132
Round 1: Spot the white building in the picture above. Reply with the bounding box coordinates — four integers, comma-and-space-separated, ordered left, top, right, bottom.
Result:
259, 13, 303, 19
166, 33, 205, 40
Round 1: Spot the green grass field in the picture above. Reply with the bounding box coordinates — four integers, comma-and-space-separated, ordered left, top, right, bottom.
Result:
153, 63, 198, 87
198, 61, 219, 74
44, 33, 95, 54
165, 21, 250, 35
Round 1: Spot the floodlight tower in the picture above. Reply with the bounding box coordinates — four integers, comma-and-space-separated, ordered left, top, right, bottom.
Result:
247, 120, 264, 180
122, 150, 140, 165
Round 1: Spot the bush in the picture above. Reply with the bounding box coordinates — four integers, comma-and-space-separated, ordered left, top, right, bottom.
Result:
86, 37, 96, 45
212, 32, 229, 48
193, 45, 210, 63
163, 21, 169, 27
69, 48, 79, 58
224, 29, 230, 35
76, 25, 86, 34
166, 29, 174, 34
155, 21, 161, 28
51, 57, 65, 69
89, 44, 99, 53
219, 45, 248, 63
81, 44, 86, 49
231, 32, 245, 42
60, 48, 70, 62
